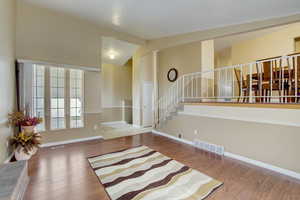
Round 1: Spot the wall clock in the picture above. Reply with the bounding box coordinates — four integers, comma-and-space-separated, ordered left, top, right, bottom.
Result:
167, 68, 178, 82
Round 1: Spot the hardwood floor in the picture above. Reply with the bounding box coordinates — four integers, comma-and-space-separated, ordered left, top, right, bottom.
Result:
24, 133, 300, 200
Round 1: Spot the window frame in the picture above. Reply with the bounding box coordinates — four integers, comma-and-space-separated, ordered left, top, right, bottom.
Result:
31, 64, 85, 132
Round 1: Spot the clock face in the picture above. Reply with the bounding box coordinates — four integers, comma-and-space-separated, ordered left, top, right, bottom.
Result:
167, 68, 178, 82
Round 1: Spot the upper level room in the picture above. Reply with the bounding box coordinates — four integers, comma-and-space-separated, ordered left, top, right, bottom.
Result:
212, 22, 300, 104
158, 22, 300, 106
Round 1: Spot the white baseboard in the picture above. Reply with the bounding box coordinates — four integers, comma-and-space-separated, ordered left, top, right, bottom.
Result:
132, 124, 143, 128
40, 136, 103, 147
152, 130, 194, 146
151, 129, 300, 180
101, 121, 127, 125
224, 152, 300, 180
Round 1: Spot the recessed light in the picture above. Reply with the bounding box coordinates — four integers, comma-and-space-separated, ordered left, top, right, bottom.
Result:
109, 54, 116, 60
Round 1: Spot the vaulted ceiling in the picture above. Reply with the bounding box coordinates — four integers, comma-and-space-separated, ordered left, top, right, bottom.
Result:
102, 37, 139, 66
23, 0, 300, 40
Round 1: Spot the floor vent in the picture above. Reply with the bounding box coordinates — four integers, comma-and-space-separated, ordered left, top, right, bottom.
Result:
194, 140, 224, 155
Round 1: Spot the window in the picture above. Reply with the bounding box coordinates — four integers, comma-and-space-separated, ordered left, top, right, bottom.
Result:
32, 64, 45, 131
50, 67, 66, 129
29, 64, 84, 132
70, 70, 84, 128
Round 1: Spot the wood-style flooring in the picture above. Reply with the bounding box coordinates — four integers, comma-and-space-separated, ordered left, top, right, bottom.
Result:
24, 133, 300, 200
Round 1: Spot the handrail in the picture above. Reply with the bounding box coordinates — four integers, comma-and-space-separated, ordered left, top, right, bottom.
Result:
154, 54, 300, 126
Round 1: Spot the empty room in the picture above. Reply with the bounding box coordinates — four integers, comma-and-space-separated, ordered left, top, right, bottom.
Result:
1, 0, 300, 200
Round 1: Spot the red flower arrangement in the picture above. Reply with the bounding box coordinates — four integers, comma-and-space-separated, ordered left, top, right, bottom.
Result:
9, 111, 43, 127
19, 116, 43, 126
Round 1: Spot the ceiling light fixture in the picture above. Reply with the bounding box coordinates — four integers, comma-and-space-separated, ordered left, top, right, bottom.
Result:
107, 50, 118, 60
109, 54, 116, 60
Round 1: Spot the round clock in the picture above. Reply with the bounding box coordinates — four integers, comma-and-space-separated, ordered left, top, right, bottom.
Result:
167, 68, 178, 82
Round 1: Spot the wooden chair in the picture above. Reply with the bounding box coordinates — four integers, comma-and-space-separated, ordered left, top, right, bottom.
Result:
234, 68, 258, 102
287, 53, 300, 102
256, 56, 283, 102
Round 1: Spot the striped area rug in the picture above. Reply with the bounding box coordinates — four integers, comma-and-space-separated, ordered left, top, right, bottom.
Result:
88, 146, 222, 200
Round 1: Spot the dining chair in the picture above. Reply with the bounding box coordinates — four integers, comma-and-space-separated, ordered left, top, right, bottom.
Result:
256, 56, 283, 102
287, 53, 300, 102
234, 68, 258, 103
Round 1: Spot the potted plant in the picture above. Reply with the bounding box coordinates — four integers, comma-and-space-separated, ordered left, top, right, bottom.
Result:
11, 131, 41, 160
8, 111, 43, 132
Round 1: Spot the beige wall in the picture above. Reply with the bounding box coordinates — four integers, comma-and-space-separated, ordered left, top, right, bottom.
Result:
42, 113, 102, 143
295, 38, 300, 52
84, 71, 102, 113
0, 0, 16, 163
215, 47, 232, 68
16, 1, 101, 69
231, 23, 300, 64
158, 41, 202, 96
101, 62, 132, 122
157, 110, 300, 174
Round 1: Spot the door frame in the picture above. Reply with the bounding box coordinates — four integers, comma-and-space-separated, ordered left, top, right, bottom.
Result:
142, 81, 154, 127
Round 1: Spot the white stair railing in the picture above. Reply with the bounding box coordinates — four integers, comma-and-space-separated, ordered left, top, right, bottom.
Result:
154, 54, 300, 126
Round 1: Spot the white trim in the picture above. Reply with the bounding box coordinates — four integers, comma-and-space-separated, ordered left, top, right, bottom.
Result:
17, 59, 100, 72
84, 111, 102, 114
152, 130, 194, 146
151, 129, 300, 180
132, 124, 143, 128
224, 152, 300, 180
40, 136, 103, 147
102, 106, 123, 108
102, 106, 133, 109
101, 121, 127, 125
4, 152, 15, 164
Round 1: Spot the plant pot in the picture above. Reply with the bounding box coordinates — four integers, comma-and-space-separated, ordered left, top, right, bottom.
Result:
14, 146, 37, 161
21, 125, 36, 133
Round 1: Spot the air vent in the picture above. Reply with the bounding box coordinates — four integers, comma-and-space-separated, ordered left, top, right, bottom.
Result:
194, 140, 224, 155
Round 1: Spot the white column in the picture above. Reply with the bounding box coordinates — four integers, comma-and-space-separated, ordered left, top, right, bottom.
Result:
201, 40, 215, 99
153, 50, 159, 126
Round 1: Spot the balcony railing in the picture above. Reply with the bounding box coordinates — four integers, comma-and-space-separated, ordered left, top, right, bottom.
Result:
154, 53, 300, 125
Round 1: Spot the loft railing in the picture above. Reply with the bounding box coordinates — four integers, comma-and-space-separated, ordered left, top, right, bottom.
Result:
154, 54, 300, 125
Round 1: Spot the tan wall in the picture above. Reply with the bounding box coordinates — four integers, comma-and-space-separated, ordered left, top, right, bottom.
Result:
0, 0, 16, 163
231, 23, 300, 64
84, 71, 102, 113
101, 63, 132, 122
158, 41, 202, 96
215, 47, 232, 68
16, 1, 101, 69
295, 38, 300, 52
101, 108, 123, 122
42, 113, 102, 143
157, 112, 300, 174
